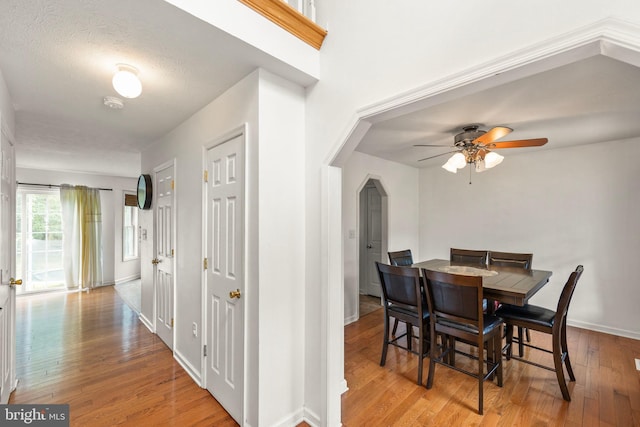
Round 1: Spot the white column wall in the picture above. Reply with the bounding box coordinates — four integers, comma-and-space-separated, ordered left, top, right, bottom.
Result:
15, 167, 138, 287
418, 138, 640, 339
257, 69, 306, 427
342, 151, 419, 324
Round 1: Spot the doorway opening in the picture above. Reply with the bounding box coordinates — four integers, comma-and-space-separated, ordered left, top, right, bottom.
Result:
15, 187, 65, 294
358, 178, 388, 318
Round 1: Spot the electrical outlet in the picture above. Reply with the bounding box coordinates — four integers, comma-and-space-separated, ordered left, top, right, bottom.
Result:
635, 358, 640, 371
192, 322, 198, 337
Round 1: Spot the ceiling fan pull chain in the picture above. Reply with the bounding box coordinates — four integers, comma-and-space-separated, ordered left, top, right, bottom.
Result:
469, 165, 472, 185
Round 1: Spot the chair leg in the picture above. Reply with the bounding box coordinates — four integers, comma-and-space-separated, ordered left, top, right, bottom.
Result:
407, 323, 413, 351
505, 325, 514, 359
552, 330, 571, 401
380, 312, 390, 366
494, 334, 503, 387
561, 319, 576, 381
391, 318, 399, 336
417, 325, 424, 385
517, 326, 525, 357
525, 327, 531, 342
426, 328, 437, 389
478, 342, 484, 415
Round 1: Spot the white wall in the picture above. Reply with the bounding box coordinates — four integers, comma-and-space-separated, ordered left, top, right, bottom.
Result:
140, 69, 306, 426
342, 151, 419, 324
257, 69, 306, 427
139, 71, 259, 420
304, 2, 640, 425
0, 69, 15, 139
15, 168, 139, 286
418, 138, 640, 339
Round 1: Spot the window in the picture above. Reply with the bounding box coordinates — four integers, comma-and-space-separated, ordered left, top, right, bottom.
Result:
123, 192, 139, 261
16, 187, 65, 294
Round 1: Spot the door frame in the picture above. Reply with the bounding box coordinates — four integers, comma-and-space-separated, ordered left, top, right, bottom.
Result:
201, 124, 247, 424
0, 120, 17, 403
356, 176, 388, 319
152, 158, 177, 349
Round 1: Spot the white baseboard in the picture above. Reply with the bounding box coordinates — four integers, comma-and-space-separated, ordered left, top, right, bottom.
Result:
340, 378, 348, 395
344, 314, 358, 325
139, 313, 154, 333
174, 349, 202, 386
270, 408, 306, 427
302, 407, 321, 427
115, 274, 141, 285
568, 319, 640, 341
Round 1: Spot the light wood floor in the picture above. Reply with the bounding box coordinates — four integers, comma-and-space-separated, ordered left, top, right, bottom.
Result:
9, 286, 237, 426
9, 287, 640, 426
343, 307, 640, 426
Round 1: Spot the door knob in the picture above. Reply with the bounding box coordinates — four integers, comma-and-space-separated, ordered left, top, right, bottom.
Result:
229, 289, 241, 299
10, 278, 22, 286
367, 244, 373, 249
151, 258, 160, 265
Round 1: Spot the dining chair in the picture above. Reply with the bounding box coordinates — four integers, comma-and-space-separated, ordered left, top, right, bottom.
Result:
496, 265, 584, 401
376, 262, 430, 385
488, 251, 534, 352
488, 251, 533, 270
450, 248, 489, 266
451, 248, 489, 312
422, 269, 503, 415
388, 249, 414, 336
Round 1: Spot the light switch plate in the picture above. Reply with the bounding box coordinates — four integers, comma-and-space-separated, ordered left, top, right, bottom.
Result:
635, 358, 640, 371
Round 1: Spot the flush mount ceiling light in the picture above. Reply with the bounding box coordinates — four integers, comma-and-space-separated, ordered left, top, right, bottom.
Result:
112, 64, 142, 98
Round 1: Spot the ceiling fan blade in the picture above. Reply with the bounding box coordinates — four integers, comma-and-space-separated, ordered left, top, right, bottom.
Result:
413, 144, 454, 147
473, 126, 513, 145
418, 151, 459, 162
490, 138, 548, 149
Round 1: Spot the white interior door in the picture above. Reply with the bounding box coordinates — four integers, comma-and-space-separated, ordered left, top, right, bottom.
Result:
205, 135, 244, 424
154, 164, 175, 349
365, 184, 382, 297
0, 128, 17, 403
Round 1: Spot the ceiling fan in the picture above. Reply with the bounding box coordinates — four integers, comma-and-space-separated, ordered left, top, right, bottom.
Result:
414, 125, 548, 174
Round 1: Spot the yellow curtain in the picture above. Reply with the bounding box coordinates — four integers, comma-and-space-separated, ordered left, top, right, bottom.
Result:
60, 185, 103, 289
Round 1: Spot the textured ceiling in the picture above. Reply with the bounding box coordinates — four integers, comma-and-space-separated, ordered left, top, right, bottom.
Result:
0, 0, 313, 177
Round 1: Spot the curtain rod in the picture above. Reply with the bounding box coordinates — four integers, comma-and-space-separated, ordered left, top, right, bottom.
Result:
17, 182, 113, 191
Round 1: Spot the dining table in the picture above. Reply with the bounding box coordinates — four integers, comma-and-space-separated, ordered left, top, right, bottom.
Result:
412, 258, 553, 308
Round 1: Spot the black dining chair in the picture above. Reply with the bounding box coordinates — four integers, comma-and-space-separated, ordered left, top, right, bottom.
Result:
422, 269, 503, 415
450, 248, 489, 266
388, 249, 414, 336
488, 251, 533, 270
451, 248, 490, 312
376, 262, 430, 385
488, 250, 534, 352
496, 265, 584, 401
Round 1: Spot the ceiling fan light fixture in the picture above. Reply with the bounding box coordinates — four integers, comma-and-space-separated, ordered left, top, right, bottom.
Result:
112, 64, 142, 99
442, 160, 458, 173
484, 151, 504, 169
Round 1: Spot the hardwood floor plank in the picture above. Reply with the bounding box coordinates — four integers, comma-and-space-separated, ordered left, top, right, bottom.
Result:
9, 287, 237, 426
343, 307, 640, 426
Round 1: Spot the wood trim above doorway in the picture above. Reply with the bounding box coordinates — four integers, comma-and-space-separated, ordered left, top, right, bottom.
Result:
238, 0, 327, 49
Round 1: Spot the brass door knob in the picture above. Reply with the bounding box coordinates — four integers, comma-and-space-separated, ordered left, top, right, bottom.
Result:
10, 278, 22, 286
151, 258, 160, 265
229, 289, 241, 299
